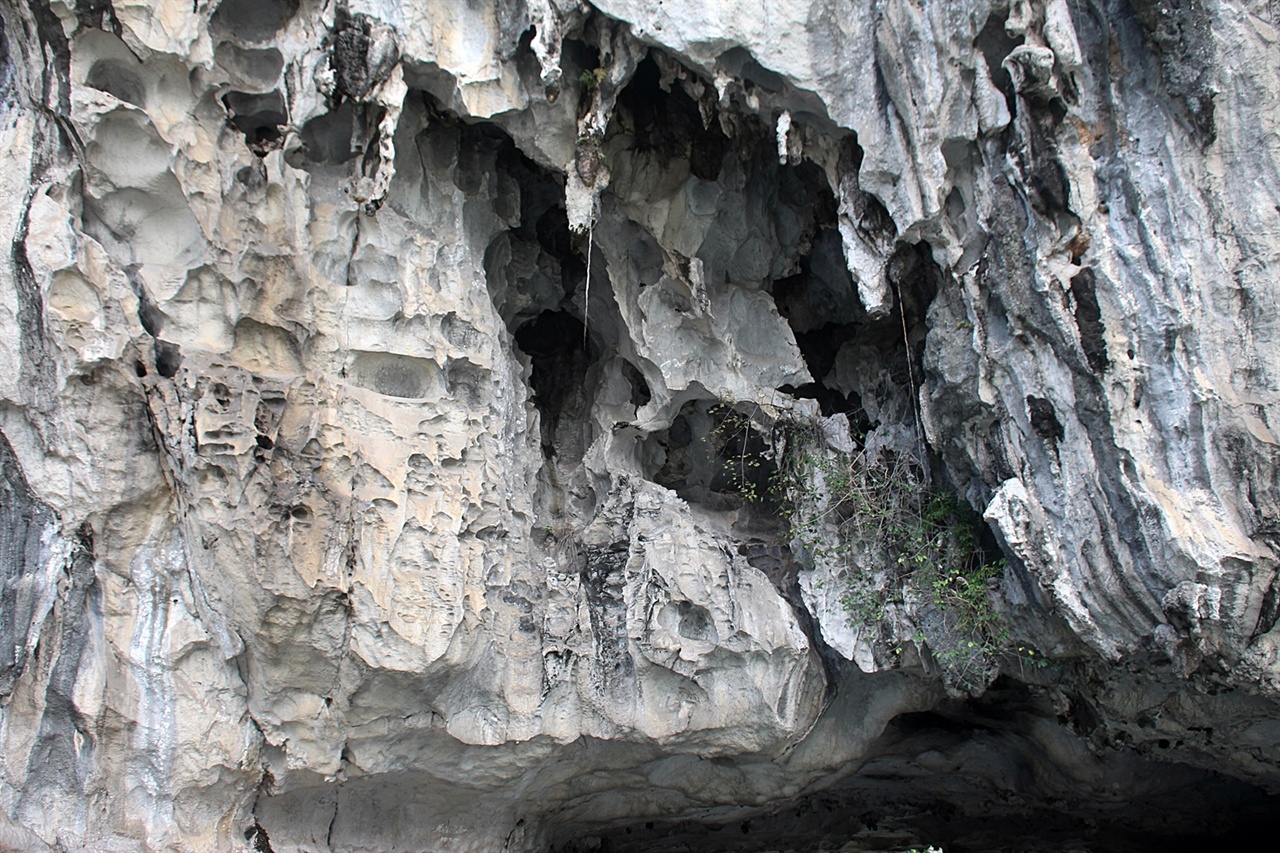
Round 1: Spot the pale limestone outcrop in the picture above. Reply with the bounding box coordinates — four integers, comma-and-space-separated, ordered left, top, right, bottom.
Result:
1, 1, 1279, 851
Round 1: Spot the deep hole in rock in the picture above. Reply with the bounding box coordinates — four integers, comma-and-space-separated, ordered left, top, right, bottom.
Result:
466, 112, 623, 465
561, 36, 602, 95
1027, 394, 1065, 445
1070, 267, 1110, 374
1016, 107, 1073, 217
223, 90, 287, 154
615, 53, 729, 181
603, 47, 947, 502
620, 360, 651, 407
763, 162, 939, 440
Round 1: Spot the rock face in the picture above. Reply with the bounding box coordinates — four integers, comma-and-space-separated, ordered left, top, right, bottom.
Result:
1, 0, 1278, 850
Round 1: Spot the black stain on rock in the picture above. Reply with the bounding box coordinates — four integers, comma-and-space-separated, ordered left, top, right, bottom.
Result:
330, 9, 399, 102
0, 430, 57, 698
582, 544, 634, 685
28, 0, 73, 117
1127, 0, 1216, 144
18, 521, 98, 816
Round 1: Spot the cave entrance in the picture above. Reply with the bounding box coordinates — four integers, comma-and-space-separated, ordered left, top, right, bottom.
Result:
514, 311, 597, 458
613, 53, 729, 181
770, 218, 943, 449
459, 115, 609, 470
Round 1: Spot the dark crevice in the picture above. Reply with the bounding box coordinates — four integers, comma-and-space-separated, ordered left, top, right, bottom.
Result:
621, 360, 651, 407
358, 106, 386, 180
457, 109, 619, 471
886, 241, 943, 412
770, 233, 940, 442
74, 0, 122, 36
1070, 267, 1110, 374
125, 269, 182, 379
29, 0, 73, 117
154, 339, 182, 378
1016, 107, 1073, 217
561, 36, 602, 93
324, 790, 339, 851
975, 8, 1022, 119
1249, 568, 1280, 642
244, 820, 274, 853
643, 400, 780, 512
1027, 394, 1066, 446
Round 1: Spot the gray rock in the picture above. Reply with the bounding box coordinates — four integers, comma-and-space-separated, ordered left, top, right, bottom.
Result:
0, 0, 1278, 850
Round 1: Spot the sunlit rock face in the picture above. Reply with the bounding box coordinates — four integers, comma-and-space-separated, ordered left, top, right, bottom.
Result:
0, 1, 1278, 851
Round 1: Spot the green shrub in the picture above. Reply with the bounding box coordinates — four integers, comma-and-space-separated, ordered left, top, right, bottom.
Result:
700, 401, 1036, 692
578, 67, 607, 90
777, 427, 1012, 693
705, 401, 781, 506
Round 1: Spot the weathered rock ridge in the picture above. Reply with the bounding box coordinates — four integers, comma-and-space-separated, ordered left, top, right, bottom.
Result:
1, 0, 1278, 850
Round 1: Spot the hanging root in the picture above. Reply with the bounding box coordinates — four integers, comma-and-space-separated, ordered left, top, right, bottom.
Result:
584, 217, 594, 348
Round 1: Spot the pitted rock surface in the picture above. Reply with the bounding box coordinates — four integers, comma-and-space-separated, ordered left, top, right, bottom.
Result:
0, 1, 1278, 850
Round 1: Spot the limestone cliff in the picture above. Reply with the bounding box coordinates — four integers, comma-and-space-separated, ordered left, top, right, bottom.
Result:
1, 1, 1278, 850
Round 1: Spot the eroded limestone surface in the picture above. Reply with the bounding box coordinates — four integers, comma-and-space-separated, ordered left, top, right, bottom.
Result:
1, 1, 1278, 851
